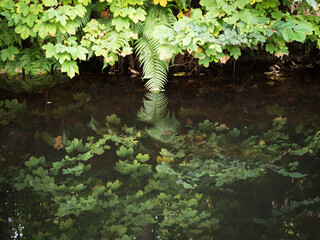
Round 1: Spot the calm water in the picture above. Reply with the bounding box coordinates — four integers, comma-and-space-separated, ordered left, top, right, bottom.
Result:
1, 66, 320, 239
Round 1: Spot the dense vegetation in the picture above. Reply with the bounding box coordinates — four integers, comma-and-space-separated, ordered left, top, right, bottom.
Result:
1, 1, 320, 239
0, 0, 320, 90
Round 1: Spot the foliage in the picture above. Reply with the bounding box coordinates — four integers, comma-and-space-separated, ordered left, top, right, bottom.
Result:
1, 107, 320, 239
1, 0, 319, 90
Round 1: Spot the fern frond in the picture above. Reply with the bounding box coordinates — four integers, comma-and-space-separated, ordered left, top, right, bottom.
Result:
137, 92, 168, 123
19, 47, 58, 75
146, 113, 181, 144
135, 5, 177, 91
0, 21, 21, 48
136, 35, 168, 91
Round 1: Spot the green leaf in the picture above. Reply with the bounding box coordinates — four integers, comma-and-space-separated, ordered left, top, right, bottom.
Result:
293, 32, 306, 43
15, 24, 30, 40
294, 23, 313, 34
61, 60, 79, 78
282, 28, 293, 42
42, 43, 57, 58
111, 17, 130, 32
230, 46, 241, 59
78, 0, 91, 6
198, 56, 211, 67
16, 3, 30, 16
25, 14, 37, 28
30, 4, 43, 15
1, 46, 19, 61
306, 0, 317, 9
43, 0, 58, 7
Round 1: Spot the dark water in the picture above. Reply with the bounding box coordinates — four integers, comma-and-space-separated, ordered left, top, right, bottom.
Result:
1, 65, 320, 239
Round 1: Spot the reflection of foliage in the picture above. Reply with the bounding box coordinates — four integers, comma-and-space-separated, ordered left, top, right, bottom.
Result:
0, 74, 68, 93
255, 198, 320, 240
138, 91, 181, 144
137, 92, 168, 123
0, 99, 26, 125
146, 113, 181, 144
1, 114, 320, 239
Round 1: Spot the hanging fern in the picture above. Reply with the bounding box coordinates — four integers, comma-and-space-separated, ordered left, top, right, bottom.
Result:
135, 5, 176, 92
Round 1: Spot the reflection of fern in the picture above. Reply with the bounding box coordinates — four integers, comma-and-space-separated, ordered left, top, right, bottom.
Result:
135, 6, 176, 91
146, 113, 181, 144
137, 92, 168, 123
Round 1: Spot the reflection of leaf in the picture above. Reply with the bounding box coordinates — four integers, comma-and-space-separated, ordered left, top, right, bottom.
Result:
116, 145, 134, 158
178, 107, 198, 118
156, 162, 177, 175
106, 114, 121, 125
88, 115, 107, 134
266, 104, 284, 116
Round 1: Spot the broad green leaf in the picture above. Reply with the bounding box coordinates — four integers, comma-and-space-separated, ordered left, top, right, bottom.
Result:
156, 162, 177, 175
56, 14, 68, 26
61, 60, 79, 78
78, 0, 91, 6
293, 32, 306, 43
24, 14, 37, 28
43, 0, 58, 7
282, 28, 293, 42
135, 153, 150, 163
30, 4, 43, 15
230, 46, 241, 59
15, 24, 30, 39
294, 23, 313, 34
130, 8, 146, 23
42, 43, 57, 58
1, 46, 19, 61
16, 3, 29, 16
306, 0, 317, 9
199, 56, 211, 67
111, 17, 130, 32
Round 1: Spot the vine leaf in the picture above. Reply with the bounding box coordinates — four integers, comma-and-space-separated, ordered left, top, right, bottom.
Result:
112, 17, 130, 32
154, 0, 168, 7
43, 0, 58, 7
0, 46, 19, 61
61, 60, 79, 78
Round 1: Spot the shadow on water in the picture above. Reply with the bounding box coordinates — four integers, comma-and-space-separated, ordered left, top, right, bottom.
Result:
0, 65, 320, 239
